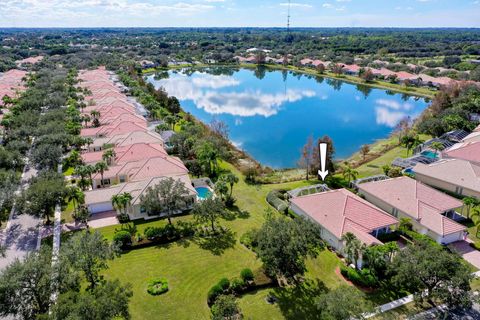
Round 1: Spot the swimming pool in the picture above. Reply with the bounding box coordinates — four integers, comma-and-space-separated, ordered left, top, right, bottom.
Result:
195, 187, 213, 200
404, 168, 415, 175
420, 150, 438, 159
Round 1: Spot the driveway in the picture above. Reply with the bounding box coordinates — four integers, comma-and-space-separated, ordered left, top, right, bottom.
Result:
0, 166, 41, 271
449, 240, 480, 270
88, 211, 119, 229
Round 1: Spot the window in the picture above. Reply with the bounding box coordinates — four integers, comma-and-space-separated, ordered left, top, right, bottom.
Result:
391, 208, 399, 217
119, 176, 126, 183
102, 179, 111, 185
455, 186, 463, 195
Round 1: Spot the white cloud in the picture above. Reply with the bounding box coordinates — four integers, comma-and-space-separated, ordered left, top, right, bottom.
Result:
375, 99, 413, 111
375, 107, 407, 127
280, 2, 313, 8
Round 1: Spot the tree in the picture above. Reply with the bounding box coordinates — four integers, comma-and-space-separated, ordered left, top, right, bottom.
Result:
463, 196, 479, 218
360, 68, 375, 82
52, 279, 133, 320
316, 286, 373, 320
254, 51, 266, 65
16, 171, 67, 223
400, 133, 422, 156
298, 135, 314, 180
164, 114, 177, 131
0, 247, 79, 319
388, 240, 473, 308
61, 230, 119, 289
192, 197, 225, 232
196, 141, 219, 176
219, 172, 239, 198
111, 192, 133, 217
342, 164, 358, 183
139, 177, 192, 224
74, 165, 91, 191
316, 63, 325, 74
90, 110, 101, 127
364, 242, 399, 278
102, 148, 116, 165
341, 232, 365, 269
255, 217, 324, 283
430, 141, 444, 157
312, 136, 336, 176
31, 143, 63, 171
214, 179, 229, 202
65, 149, 83, 169
360, 144, 370, 160
211, 295, 242, 320
330, 63, 344, 75
66, 185, 85, 215
95, 161, 109, 188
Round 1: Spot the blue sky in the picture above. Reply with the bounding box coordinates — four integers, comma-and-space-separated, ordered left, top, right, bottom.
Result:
1, 0, 479, 28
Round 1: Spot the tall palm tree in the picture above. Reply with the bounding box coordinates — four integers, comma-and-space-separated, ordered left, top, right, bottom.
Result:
85, 164, 96, 189
111, 192, 133, 216
341, 232, 364, 269
95, 161, 109, 188
342, 164, 359, 183
430, 141, 444, 157
81, 114, 91, 128
471, 207, 480, 238
74, 165, 90, 191
102, 149, 116, 165
220, 172, 239, 198
90, 110, 101, 128
463, 196, 480, 219
66, 186, 85, 214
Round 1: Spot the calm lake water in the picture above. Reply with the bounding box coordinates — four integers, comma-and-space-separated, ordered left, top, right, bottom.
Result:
147, 67, 429, 168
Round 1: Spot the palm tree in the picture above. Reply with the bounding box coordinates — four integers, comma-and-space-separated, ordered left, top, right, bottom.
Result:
85, 164, 96, 189
90, 110, 101, 127
81, 114, 91, 128
111, 192, 133, 217
220, 172, 239, 198
342, 164, 359, 183
430, 141, 444, 157
74, 165, 91, 191
360, 144, 370, 161
195, 142, 219, 176
471, 207, 480, 238
164, 115, 177, 131
95, 161, 109, 188
66, 150, 83, 169
66, 186, 85, 214
102, 149, 116, 165
341, 232, 364, 269
463, 196, 480, 219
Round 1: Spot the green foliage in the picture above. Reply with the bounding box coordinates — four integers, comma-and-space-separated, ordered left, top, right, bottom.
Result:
316, 285, 373, 320
207, 285, 224, 305
211, 295, 242, 320
389, 240, 473, 308
340, 266, 378, 287
193, 197, 226, 232
255, 217, 324, 281
240, 268, 254, 282
113, 230, 132, 249
147, 278, 169, 296
266, 190, 288, 213
217, 278, 230, 291
229, 278, 245, 293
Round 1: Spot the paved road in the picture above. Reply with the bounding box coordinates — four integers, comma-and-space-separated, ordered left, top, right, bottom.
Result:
410, 302, 480, 319
0, 165, 40, 271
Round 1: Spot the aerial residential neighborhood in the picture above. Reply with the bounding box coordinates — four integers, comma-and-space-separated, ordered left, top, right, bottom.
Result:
1, 1, 480, 320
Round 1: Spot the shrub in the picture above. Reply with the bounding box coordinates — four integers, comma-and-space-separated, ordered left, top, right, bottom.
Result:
113, 230, 132, 248
240, 230, 258, 249
144, 226, 164, 240
218, 278, 230, 291
240, 268, 254, 282
225, 195, 236, 208
230, 278, 245, 293
266, 190, 288, 213
117, 213, 130, 223
340, 266, 378, 287
147, 278, 169, 295
211, 295, 241, 320
208, 285, 224, 305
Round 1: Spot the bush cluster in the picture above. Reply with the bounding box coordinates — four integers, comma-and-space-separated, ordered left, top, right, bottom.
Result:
147, 278, 169, 296
340, 266, 378, 288
207, 268, 254, 305
266, 190, 288, 213
112, 230, 132, 249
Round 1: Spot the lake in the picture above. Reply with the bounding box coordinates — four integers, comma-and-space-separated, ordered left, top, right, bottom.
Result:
147, 67, 429, 168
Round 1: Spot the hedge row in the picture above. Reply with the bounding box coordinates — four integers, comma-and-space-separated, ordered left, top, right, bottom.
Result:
340, 266, 378, 288
266, 190, 289, 213
207, 268, 256, 305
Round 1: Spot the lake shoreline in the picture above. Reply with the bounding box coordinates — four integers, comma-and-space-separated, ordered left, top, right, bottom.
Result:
146, 67, 431, 182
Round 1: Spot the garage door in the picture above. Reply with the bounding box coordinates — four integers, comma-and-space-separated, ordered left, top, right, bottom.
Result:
89, 202, 114, 214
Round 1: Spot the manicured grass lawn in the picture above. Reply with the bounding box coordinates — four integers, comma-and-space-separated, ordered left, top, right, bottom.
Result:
63, 166, 74, 176
97, 162, 408, 319
97, 162, 338, 319
61, 200, 75, 224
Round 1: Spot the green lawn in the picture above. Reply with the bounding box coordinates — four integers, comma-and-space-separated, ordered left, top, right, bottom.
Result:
96, 162, 416, 319
63, 166, 74, 176
97, 162, 322, 319
61, 200, 75, 224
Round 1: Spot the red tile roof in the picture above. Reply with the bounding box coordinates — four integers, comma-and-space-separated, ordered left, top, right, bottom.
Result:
358, 177, 465, 236
443, 141, 480, 164
290, 189, 398, 245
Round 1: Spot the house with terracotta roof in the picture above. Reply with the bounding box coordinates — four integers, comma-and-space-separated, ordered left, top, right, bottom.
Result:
82, 142, 167, 164
414, 159, 480, 199
343, 64, 362, 75
80, 121, 147, 138
91, 155, 187, 189
358, 177, 466, 244
300, 58, 314, 66
290, 189, 398, 266
443, 141, 480, 165
87, 130, 165, 152
84, 174, 197, 218
462, 131, 480, 144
